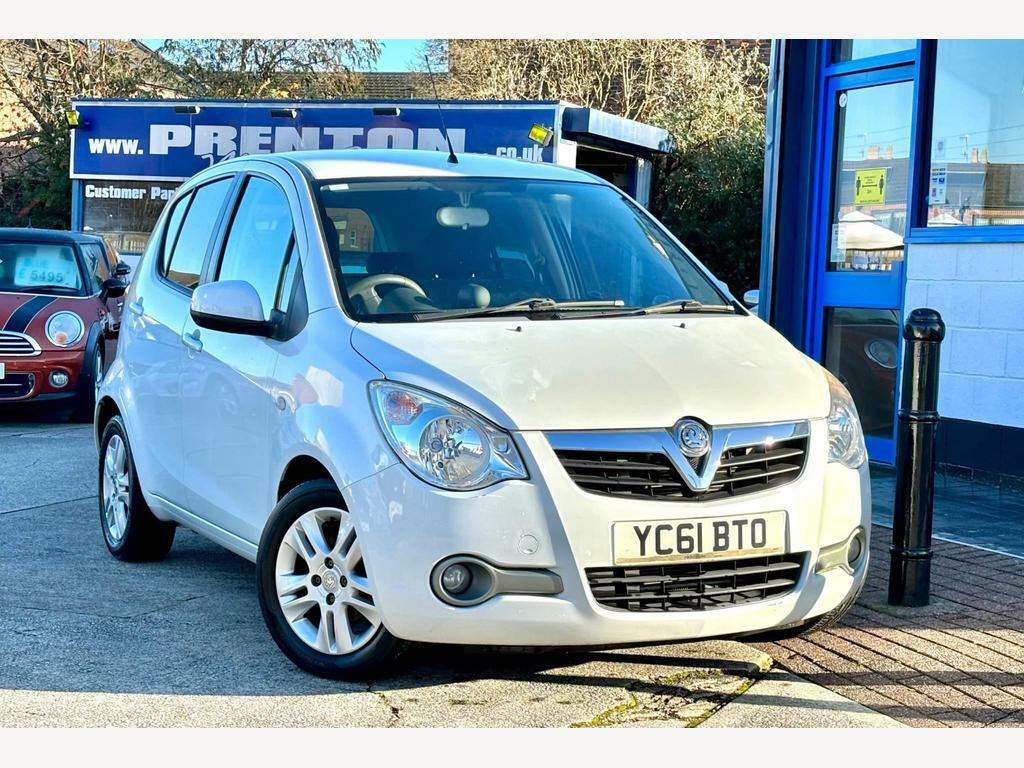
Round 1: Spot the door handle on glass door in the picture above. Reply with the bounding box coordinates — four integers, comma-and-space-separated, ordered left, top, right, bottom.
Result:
182, 331, 203, 354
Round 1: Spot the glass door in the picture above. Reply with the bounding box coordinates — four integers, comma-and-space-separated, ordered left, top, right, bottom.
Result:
811, 67, 917, 463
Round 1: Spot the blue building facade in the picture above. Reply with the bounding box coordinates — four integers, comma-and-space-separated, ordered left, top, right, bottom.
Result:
761, 40, 1024, 481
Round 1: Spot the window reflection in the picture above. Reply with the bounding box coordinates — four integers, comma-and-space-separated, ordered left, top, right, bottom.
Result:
82, 179, 181, 255
828, 81, 914, 271
833, 40, 915, 63
824, 307, 900, 439
928, 40, 1024, 228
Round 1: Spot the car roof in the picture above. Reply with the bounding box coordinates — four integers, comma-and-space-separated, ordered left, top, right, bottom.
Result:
241, 149, 605, 185
0, 227, 104, 246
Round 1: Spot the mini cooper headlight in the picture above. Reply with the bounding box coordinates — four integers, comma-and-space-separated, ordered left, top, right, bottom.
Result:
825, 369, 867, 469
45, 312, 84, 347
369, 381, 527, 491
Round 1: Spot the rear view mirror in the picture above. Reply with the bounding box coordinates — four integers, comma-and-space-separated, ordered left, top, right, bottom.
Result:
437, 206, 490, 229
190, 280, 277, 337
114, 262, 131, 278
743, 289, 760, 309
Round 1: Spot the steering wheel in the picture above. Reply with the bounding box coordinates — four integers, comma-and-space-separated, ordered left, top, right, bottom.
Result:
347, 274, 427, 313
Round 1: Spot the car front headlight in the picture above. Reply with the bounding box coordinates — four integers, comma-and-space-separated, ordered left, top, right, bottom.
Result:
825, 369, 867, 469
369, 381, 528, 490
45, 312, 84, 347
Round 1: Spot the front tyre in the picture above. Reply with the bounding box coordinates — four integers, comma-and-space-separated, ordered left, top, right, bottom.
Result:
745, 578, 864, 642
72, 344, 103, 423
257, 480, 405, 680
98, 415, 176, 561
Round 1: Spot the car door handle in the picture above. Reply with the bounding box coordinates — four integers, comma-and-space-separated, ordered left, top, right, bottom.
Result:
182, 331, 203, 354
127, 300, 144, 317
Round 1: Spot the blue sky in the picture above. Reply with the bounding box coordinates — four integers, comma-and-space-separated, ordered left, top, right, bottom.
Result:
141, 39, 428, 72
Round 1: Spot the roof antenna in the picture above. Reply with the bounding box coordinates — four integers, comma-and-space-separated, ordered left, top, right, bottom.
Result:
423, 52, 458, 164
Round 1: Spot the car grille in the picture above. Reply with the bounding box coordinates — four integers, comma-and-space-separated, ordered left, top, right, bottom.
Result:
0, 331, 40, 357
554, 435, 808, 501
0, 373, 35, 400
585, 553, 805, 612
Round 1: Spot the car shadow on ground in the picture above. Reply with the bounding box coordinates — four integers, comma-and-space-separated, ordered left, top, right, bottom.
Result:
0, 406, 79, 427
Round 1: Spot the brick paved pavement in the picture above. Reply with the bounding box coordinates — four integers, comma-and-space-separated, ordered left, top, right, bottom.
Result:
759, 526, 1024, 727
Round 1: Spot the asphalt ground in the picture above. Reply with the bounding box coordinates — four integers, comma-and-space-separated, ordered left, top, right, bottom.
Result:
0, 416, 898, 727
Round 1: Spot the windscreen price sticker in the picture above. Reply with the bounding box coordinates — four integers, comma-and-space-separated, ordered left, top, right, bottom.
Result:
13, 256, 79, 288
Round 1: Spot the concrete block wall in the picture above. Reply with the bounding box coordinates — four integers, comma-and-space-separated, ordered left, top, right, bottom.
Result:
903, 242, 1024, 429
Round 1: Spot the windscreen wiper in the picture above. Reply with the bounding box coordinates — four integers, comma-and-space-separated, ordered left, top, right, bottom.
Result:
412, 297, 625, 322
640, 298, 739, 315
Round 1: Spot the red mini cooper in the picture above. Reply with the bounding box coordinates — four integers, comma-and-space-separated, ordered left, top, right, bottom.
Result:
0, 228, 128, 420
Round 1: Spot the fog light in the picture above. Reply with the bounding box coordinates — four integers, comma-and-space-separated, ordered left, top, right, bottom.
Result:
49, 371, 69, 388
847, 534, 864, 567
441, 563, 472, 595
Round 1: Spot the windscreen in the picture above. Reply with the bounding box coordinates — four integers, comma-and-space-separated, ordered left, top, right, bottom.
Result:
316, 178, 726, 320
0, 242, 84, 295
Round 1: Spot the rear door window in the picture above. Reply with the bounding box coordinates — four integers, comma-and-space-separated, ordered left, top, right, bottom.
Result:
164, 178, 232, 291
216, 176, 296, 319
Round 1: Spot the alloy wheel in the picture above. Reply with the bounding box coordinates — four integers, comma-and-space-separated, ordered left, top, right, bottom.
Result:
275, 507, 381, 655
102, 434, 130, 543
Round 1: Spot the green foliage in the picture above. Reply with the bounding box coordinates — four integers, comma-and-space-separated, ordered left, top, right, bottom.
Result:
159, 39, 380, 99
648, 42, 768, 296
653, 131, 766, 296
0, 39, 174, 230
0, 39, 381, 230
429, 39, 769, 293
0, 133, 72, 230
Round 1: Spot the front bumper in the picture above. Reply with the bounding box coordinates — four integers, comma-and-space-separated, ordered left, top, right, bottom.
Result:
0, 351, 85, 403
343, 419, 871, 646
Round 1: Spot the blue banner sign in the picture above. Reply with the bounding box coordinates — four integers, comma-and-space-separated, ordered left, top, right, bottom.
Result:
71, 101, 559, 181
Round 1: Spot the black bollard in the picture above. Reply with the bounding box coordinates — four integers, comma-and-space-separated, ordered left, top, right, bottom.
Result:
888, 308, 945, 607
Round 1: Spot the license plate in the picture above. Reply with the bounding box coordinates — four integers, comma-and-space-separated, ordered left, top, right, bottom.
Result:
612, 511, 787, 565
0, 362, 5, 380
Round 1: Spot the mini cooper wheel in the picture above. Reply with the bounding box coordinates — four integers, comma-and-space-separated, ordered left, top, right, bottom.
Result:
257, 480, 405, 679
98, 415, 176, 561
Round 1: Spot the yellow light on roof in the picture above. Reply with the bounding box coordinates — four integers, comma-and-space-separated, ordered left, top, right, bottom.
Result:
528, 124, 554, 147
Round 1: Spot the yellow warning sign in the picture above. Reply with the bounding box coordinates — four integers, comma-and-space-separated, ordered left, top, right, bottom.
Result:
854, 168, 887, 204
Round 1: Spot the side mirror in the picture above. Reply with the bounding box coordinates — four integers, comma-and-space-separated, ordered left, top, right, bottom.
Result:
190, 280, 277, 337
100, 277, 127, 300
742, 289, 760, 309
114, 262, 131, 278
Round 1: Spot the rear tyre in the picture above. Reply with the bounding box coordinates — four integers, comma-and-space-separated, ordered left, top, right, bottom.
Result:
257, 479, 406, 680
98, 415, 176, 561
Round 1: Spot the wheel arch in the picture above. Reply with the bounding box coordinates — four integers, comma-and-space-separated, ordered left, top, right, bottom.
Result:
95, 395, 121, 447
277, 453, 339, 502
